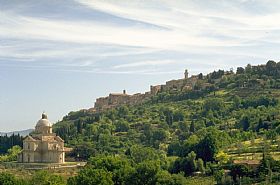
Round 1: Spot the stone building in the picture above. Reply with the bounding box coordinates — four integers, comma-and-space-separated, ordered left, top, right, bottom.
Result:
17, 113, 65, 163
91, 69, 199, 112
94, 89, 152, 112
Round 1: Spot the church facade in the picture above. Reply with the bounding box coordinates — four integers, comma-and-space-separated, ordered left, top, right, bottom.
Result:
17, 113, 65, 163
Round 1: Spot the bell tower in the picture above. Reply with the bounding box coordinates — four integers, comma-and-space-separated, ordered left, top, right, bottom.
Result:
184, 69, 188, 79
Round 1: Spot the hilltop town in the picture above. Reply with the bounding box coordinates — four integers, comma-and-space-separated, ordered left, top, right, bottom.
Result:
90, 70, 204, 112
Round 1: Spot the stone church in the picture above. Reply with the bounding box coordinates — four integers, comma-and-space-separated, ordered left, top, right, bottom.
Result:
17, 113, 65, 163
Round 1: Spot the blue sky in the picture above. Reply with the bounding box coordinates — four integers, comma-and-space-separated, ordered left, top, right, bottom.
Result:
1, 0, 280, 131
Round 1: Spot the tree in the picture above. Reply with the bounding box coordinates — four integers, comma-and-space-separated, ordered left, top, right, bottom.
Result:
170, 151, 198, 176
198, 73, 203, 80
162, 108, 174, 125
126, 161, 160, 185
88, 155, 133, 185
155, 171, 187, 185
171, 173, 188, 185
195, 133, 219, 162
190, 121, 195, 133
232, 95, 241, 109
127, 145, 159, 163
215, 151, 229, 164
173, 110, 184, 122
245, 64, 252, 74
117, 106, 129, 118
70, 142, 96, 160
266, 60, 277, 76
68, 168, 113, 185
203, 98, 224, 113
152, 129, 168, 144
236, 67, 245, 74
0, 134, 23, 154
0, 172, 19, 185
0, 145, 22, 162
196, 158, 205, 174
30, 170, 65, 185
238, 116, 250, 131
155, 170, 173, 185
167, 142, 181, 156
230, 164, 250, 183
257, 155, 275, 182
115, 120, 129, 132
182, 151, 197, 175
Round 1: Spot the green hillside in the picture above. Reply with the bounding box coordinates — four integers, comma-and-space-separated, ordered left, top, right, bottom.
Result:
49, 61, 280, 184
54, 61, 280, 158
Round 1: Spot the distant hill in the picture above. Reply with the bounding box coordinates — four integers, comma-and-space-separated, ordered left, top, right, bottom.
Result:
0, 129, 33, 137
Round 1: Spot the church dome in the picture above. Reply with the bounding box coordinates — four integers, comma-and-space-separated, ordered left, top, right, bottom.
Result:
36, 113, 51, 127
36, 118, 51, 127
35, 113, 52, 134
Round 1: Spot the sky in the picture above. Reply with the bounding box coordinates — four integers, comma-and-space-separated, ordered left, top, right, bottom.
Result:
1, 0, 280, 132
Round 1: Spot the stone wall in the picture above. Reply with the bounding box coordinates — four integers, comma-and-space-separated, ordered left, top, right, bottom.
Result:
93, 91, 152, 112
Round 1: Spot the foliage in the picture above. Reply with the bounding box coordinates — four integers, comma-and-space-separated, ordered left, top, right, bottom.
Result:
67, 168, 113, 185
0, 134, 23, 154
0, 172, 23, 185
30, 171, 65, 185
0, 146, 22, 162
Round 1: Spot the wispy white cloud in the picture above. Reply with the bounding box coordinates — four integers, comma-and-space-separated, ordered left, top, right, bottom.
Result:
113, 60, 175, 69
1, 0, 280, 76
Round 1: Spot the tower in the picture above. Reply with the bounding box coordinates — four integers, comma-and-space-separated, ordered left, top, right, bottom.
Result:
184, 69, 188, 79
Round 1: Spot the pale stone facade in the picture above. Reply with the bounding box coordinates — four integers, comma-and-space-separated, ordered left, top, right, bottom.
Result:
17, 113, 65, 163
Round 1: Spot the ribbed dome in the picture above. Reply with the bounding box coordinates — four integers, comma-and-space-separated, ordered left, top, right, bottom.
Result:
36, 118, 51, 127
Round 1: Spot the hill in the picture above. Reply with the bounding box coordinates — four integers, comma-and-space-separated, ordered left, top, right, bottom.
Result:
0, 129, 33, 137
20, 60, 280, 184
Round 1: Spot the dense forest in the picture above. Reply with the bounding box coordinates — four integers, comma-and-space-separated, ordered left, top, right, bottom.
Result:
0, 134, 23, 154
3, 61, 280, 184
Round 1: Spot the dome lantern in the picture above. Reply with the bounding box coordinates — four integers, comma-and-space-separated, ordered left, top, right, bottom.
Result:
42, 112, 48, 119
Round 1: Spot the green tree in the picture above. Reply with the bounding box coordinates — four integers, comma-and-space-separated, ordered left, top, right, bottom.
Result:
195, 134, 219, 162
127, 145, 159, 163
233, 95, 241, 109
0, 172, 19, 185
230, 164, 249, 183
126, 161, 159, 185
31, 170, 65, 185
115, 120, 129, 132
182, 151, 197, 175
236, 67, 245, 74
196, 158, 205, 174
155, 170, 173, 185
88, 155, 133, 185
68, 168, 113, 185
203, 98, 224, 113
190, 121, 195, 133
